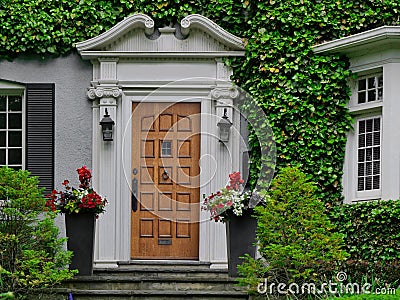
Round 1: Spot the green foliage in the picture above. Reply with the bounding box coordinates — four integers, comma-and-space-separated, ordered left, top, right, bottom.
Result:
0, 0, 249, 60
0, 292, 14, 299
238, 167, 348, 293
331, 200, 400, 286
331, 200, 400, 263
230, 0, 355, 204
2, 0, 400, 205
0, 167, 76, 298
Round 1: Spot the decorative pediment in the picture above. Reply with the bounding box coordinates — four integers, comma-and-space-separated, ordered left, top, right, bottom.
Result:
76, 14, 244, 58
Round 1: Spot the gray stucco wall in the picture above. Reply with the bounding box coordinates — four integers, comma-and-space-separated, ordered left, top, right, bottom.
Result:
0, 53, 93, 187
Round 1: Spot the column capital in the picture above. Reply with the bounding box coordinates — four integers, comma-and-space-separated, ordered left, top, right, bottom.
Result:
87, 86, 122, 101
210, 87, 239, 100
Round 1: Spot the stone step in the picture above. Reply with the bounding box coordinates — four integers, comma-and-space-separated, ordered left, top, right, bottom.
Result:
55, 289, 248, 299
63, 275, 238, 291
93, 265, 229, 279
53, 263, 249, 299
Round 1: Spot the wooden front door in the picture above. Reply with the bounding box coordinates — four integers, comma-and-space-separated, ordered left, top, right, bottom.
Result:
131, 102, 200, 259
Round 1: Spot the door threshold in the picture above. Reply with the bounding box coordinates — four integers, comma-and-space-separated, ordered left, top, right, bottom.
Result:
119, 260, 209, 266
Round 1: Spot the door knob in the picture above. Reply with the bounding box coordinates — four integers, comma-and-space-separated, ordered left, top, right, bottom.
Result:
162, 169, 169, 180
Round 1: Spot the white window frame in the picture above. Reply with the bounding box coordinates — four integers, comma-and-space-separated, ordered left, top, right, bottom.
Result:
0, 82, 26, 170
355, 115, 382, 200
349, 70, 383, 113
344, 69, 384, 202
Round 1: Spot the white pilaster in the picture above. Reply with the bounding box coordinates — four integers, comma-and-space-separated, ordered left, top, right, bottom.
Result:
88, 85, 121, 267
382, 63, 400, 200
206, 85, 240, 268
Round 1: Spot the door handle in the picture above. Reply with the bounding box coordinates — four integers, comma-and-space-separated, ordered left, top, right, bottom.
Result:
162, 169, 169, 180
132, 178, 138, 212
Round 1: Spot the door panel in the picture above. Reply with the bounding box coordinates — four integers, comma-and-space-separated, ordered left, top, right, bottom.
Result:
131, 102, 200, 259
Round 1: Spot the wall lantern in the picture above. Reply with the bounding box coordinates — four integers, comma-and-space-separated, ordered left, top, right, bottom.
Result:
99, 108, 115, 141
217, 108, 233, 143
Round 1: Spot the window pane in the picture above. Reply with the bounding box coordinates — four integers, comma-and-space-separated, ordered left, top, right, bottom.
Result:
373, 161, 380, 175
367, 90, 376, 102
377, 88, 383, 100
161, 141, 172, 157
373, 118, 380, 131
357, 177, 364, 191
8, 149, 22, 164
8, 131, 22, 147
365, 176, 372, 190
368, 77, 376, 88
0, 114, 5, 129
366, 162, 372, 176
8, 113, 22, 129
359, 120, 365, 134
358, 79, 366, 91
0, 132, 5, 147
377, 75, 383, 87
11, 166, 22, 171
8, 96, 22, 111
373, 176, 380, 190
358, 92, 366, 104
0, 149, 5, 165
373, 147, 380, 160
0, 96, 6, 111
358, 163, 365, 177
366, 148, 372, 161
358, 149, 365, 162
366, 119, 373, 132
373, 132, 380, 146
9, 166, 21, 171
366, 133, 373, 147
358, 134, 365, 148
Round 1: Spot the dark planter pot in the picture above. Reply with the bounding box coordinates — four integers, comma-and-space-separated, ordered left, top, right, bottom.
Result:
65, 213, 96, 276
226, 209, 257, 277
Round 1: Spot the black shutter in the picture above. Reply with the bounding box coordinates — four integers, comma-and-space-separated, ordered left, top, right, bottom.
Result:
26, 83, 55, 195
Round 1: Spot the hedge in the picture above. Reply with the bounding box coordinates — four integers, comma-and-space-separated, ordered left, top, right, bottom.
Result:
331, 200, 400, 286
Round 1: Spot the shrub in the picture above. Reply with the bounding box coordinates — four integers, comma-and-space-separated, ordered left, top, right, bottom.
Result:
331, 200, 400, 286
0, 167, 76, 298
238, 167, 348, 295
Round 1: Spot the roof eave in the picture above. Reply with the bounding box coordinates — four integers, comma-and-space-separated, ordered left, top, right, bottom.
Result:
313, 26, 400, 56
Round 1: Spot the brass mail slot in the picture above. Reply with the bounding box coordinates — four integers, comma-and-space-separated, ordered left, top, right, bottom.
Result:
158, 239, 172, 245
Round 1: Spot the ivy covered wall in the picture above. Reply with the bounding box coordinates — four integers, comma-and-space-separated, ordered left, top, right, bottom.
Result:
2, 0, 400, 205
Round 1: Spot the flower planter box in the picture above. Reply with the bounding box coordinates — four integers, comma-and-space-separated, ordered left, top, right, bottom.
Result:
226, 209, 257, 277
65, 213, 96, 276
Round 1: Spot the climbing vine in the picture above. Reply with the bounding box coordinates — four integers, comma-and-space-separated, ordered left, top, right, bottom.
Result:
2, 0, 400, 205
